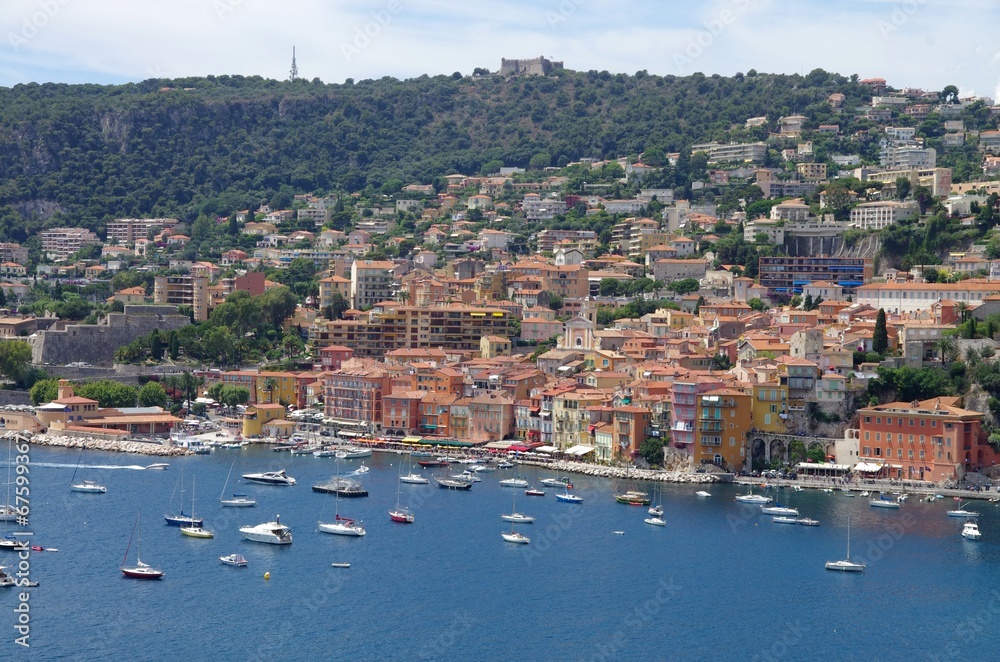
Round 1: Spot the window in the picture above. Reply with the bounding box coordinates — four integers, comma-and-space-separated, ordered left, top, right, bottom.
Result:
876, 433, 881, 441
886, 418, 892, 425
909, 419, 914, 426
897, 449, 903, 458
920, 450, 925, 459
865, 431, 870, 441
909, 435, 914, 443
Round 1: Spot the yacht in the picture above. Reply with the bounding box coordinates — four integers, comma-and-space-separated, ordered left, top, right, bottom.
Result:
499, 477, 529, 488
644, 516, 666, 527
962, 521, 982, 540
337, 448, 373, 459
220, 494, 256, 507
220, 553, 248, 567
70, 480, 107, 494
772, 516, 800, 524
501, 531, 530, 544
241, 470, 296, 486
399, 473, 429, 485
239, 516, 293, 544
870, 494, 901, 509
435, 478, 472, 490
735, 487, 771, 504
540, 477, 572, 488
318, 515, 366, 537
144, 463, 170, 470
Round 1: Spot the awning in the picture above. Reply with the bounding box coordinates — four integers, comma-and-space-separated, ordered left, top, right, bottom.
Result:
339, 431, 362, 437
795, 462, 850, 471
484, 441, 513, 450
853, 462, 884, 472
536, 445, 560, 453
402, 436, 422, 444
508, 444, 531, 452
565, 445, 595, 456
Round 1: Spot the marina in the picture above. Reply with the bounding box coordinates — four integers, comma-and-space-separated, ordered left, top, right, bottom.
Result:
7, 445, 1000, 659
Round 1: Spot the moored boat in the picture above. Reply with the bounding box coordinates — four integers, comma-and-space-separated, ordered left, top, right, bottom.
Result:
962, 521, 982, 540
524, 488, 546, 497
435, 478, 472, 490
220, 553, 248, 567
870, 494, 901, 509
240, 516, 292, 545
825, 516, 864, 573
241, 470, 296, 486
499, 476, 529, 488
121, 512, 163, 580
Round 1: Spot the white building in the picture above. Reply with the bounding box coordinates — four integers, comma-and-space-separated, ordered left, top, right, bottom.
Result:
849, 201, 919, 230
880, 146, 936, 169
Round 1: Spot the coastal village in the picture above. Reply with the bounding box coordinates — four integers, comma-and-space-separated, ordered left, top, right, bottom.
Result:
8, 70, 1000, 490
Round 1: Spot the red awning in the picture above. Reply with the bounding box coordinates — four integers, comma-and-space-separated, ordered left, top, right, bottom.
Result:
588, 425, 596, 432
508, 445, 531, 452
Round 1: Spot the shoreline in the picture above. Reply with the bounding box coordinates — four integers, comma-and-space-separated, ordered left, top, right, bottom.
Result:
29, 433, 191, 457
733, 475, 999, 502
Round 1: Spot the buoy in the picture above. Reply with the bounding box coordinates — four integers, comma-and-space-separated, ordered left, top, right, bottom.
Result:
264, 571, 270, 580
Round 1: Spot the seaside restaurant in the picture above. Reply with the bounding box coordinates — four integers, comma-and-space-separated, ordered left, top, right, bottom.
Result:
794, 461, 851, 479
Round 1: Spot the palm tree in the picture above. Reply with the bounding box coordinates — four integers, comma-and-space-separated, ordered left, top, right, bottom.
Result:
955, 301, 970, 323
934, 337, 957, 363
262, 377, 279, 404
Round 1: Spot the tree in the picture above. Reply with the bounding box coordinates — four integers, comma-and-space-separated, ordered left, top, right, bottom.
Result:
168, 331, 180, 360
179, 371, 203, 409
668, 278, 699, 295
803, 294, 813, 311
262, 377, 280, 404
873, 309, 889, 354
638, 437, 664, 466
529, 152, 552, 170
150, 329, 163, 361
0, 340, 32, 385
76, 380, 139, 408
137, 381, 169, 408
747, 297, 768, 312
940, 85, 959, 104
29, 378, 59, 405
221, 385, 251, 411
806, 445, 826, 463
895, 176, 912, 201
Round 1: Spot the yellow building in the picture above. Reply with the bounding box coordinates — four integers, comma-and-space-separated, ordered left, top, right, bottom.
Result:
255, 372, 298, 406
480, 335, 512, 359
243, 403, 287, 437
750, 382, 790, 433
695, 388, 752, 471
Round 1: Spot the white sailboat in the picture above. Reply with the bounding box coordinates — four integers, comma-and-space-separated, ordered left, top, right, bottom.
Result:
947, 500, 980, 518
399, 452, 429, 484
389, 460, 414, 524
648, 483, 664, 517
735, 485, 771, 504
0, 438, 18, 522
219, 460, 256, 507
825, 516, 865, 573
501, 514, 530, 544
501, 493, 534, 523
180, 476, 214, 539
121, 511, 163, 579
318, 455, 366, 537
69, 447, 106, 493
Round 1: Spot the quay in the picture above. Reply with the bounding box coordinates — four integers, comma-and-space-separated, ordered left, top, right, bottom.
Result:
734, 475, 999, 502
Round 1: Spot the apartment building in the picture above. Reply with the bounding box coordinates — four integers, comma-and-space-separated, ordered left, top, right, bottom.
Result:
153, 275, 209, 321
848, 201, 919, 230
40, 228, 101, 259
855, 281, 1000, 314
857, 397, 991, 482
106, 218, 179, 245
758, 257, 874, 294
695, 388, 751, 471
879, 146, 937, 169
522, 194, 566, 221
796, 162, 828, 182
863, 166, 952, 197
669, 377, 726, 449
690, 142, 767, 164
537, 229, 597, 253
323, 368, 390, 435
350, 259, 395, 309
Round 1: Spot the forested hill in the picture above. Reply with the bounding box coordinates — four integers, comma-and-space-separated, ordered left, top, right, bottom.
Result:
0, 69, 870, 238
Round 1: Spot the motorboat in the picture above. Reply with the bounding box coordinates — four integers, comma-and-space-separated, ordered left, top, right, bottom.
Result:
452, 470, 480, 482
524, 488, 546, 497
870, 495, 901, 509
540, 477, 572, 488
471, 465, 495, 473
145, 463, 170, 470
399, 473, 429, 485
241, 470, 296, 486
331, 563, 351, 568
220, 553, 248, 567
496, 461, 515, 469
501, 531, 530, 544
648, 505, 664, 517
695, 491, 712, 498
644, 517, 666, 527
796, 518, 820, 526
842, 490, 855, 497
435, 478, 472, 490
70, 480, 107, 494
499, 477, 529, 489
418, 459, 448, 468
0, 535, 25, 550
313, 449, 338, 458
947, 501, 980, 518
761, 504, 800, 516
337, 448, 372, 459
240, 516, 292, 544
121, 512, 163, 580
962, 521, 982, 540
792, 485, 803, 492
311, 478, 368, 497
860, 491, 871, 497
354, 465, 370, 474
556, 489, 583, 503
772, 516, 800, 524
825, 516, 865, 573
318, 515, 366, 537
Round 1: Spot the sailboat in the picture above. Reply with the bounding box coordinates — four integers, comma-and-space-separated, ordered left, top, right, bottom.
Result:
121, 511, 164, 579
501, 492, 534, 523
219, 461, 256, 507
399, 452, 429, 484
947, 500, 980, 518
389, 460, 414, 524
318, 455, 366, 536
69, 447, 106, 493
164, 470, 203, 527
613, 465, 650, 505
648, 483, 664, 517
556, 484, 583, 503
501, 512, 530, 544
735, 484, 771, 504
825, 516, 865, 573
180, 477, 214, 538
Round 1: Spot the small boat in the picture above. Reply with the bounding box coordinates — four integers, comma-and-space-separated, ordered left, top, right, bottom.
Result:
556, 487, 583, 503
165, 472, 203, 526
311, 478, 368, 497
240, 516, 292, 545
825, 516, 865, 572
695, 491, 711, 498
337, 448, 372, 459
70, 480, 107, 494
220, 553, 248, 567
644, 517, 666, 527
121, 512, 164, 580
241, 470, 296, 486
792, 485, 803, 492
842, 490, 855, 497
411, 451, 434, 458
331, 562, 351, 568
613, 531, 625, 535
962, 521, 982, 540
471, 465, 495, 473
313, 449, 338, 458
417, 459, 448, 468
221, 494, 256, 507
524, 488, 546, 497
772, 516, 799, 524
501, 494, 534, 523
179, 477, 213, 539
30, 545, 57, 552
540, 477, 572, 488
496, 461, 514, 469
615, 490, 651, 506
735, 487, 771, 504
318, 514, 366, 537
947, 501, 980, 518
451, 470, 480, 483
501, 517, 530, 545
0, 535, 25, 550
191, 445, 213, 455
648, 505, 664, 517
389, 465, 414, 523
860, 491, 871, 497
145, 463, 169, 470
870, 495, 901, 509
499, 477, 529, 488
796, 518, 820, 527
761, 504, 799, 516
435, 478, 472, 490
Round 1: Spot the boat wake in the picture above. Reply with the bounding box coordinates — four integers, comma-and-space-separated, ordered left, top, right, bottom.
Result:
16, 462, 148, 471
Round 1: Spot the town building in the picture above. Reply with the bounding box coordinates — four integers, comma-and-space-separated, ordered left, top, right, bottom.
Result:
758, 257, 874, 294
40, 228, 101, 259
153, 275, 210, 321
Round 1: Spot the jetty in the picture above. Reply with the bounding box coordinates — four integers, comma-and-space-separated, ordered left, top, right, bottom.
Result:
28, 433, 189, 456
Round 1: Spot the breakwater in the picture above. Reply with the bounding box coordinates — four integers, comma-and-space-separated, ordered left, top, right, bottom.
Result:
29, 433, 190, 456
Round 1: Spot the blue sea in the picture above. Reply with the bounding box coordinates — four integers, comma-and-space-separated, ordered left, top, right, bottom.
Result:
3, 445, 999, 661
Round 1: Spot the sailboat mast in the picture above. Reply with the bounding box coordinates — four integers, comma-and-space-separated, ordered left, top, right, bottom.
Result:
221, 461, 234, 500
70, 446, 84, 484
846, 516, 851, 561
123, 512, 138, 567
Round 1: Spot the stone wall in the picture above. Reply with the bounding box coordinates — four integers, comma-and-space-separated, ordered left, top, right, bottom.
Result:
30, 305, 189, 367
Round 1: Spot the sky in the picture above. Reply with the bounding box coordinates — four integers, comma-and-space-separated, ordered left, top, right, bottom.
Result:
2, 0, 1000, 100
